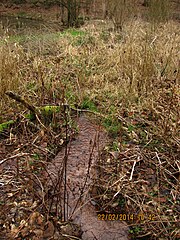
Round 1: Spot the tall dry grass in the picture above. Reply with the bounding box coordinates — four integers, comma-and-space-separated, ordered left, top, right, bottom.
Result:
0, 17, 179, 239
148, 0, 170, 24
0, 19, 179, 141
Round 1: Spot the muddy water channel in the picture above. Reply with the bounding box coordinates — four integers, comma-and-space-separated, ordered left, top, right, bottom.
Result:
0, 15, 61, 35
48, 115, 129, 240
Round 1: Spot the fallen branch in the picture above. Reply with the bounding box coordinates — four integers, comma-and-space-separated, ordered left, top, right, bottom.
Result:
6, 91, 39, 115
1, 91, 106, 134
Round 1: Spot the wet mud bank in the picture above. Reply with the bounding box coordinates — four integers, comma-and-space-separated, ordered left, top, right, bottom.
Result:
48, 114, 129, 240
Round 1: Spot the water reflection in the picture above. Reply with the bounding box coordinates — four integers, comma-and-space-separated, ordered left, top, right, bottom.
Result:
0, 15, 61, 35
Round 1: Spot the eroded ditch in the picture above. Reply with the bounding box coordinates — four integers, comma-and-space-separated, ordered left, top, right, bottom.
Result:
48, 114, 129, 240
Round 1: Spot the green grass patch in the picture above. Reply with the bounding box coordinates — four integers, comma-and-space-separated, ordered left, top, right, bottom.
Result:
81, 97, 97, 112
103, 116, 122, 137
0, 120, 14, 132
63, 29, 86, 37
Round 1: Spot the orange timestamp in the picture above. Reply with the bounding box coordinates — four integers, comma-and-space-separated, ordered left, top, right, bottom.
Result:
97, 213, 156, 221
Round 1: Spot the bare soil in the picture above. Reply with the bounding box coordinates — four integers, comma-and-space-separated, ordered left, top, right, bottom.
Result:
48, 114, 129, 240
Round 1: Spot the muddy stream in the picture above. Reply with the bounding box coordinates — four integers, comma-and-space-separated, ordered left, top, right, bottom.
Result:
48, 115, 129, 240
0, 15, 61, 35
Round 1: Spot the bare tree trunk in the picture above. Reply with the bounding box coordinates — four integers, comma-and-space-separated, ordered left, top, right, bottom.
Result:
143, 0, 151, 7
58, 0, 80, 27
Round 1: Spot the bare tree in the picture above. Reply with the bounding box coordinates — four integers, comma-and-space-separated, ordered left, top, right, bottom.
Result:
57, 0, 92, 27
56, 0, 80, 27
103, 0, 133, 31
143, 0, 150, 7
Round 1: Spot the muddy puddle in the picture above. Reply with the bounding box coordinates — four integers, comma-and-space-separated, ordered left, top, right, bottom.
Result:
48, 114, 129, 240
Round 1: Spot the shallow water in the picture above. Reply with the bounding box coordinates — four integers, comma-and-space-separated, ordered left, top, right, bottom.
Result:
0, 15, 61, 35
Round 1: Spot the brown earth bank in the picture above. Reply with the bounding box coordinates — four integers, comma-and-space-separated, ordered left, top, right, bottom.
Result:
0, 2, 61, 22
47, 114, 129, 240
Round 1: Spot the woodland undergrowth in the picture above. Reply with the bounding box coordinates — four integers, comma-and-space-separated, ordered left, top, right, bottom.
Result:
0, 18, 179, 239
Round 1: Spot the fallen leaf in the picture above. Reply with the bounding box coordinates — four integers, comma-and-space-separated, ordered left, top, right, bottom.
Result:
43, 221, 54, 238
29, 212, 44, 227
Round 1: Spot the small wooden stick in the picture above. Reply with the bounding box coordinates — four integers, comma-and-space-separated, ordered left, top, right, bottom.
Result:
0, 153, 30, 165
5, 91, 40, 115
